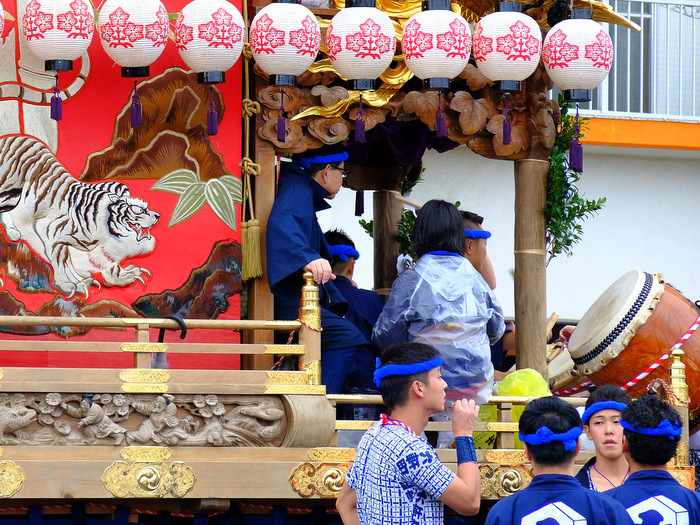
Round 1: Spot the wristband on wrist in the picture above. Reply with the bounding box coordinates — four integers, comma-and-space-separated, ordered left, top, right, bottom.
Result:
455, 436, 477, 464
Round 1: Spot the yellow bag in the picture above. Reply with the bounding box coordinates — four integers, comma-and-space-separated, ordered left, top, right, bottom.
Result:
495, 369, 551, 448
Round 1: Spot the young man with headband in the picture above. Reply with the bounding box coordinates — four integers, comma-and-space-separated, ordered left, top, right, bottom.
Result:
575, 384, 631, 491
267, 146, 373, 394
485, 396, 632, 525
607, 394, 700, 521
336, 342, 482, 524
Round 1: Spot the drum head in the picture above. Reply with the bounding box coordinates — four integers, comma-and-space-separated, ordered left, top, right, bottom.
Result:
568, 271, 665, 374
548, 350, 587, 392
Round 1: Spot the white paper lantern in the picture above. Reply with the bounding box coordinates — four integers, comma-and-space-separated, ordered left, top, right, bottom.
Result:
21, 0, 94, 71
542, 10, 613, 102
176, 0, 245, 84
250, 0, 320, 86
98, 0, 169, 77
403, 0, 470, 89
326, 0, 396, 90
472, 1, 542, 91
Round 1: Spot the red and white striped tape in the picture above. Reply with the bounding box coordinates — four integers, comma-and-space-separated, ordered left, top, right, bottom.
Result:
552, 379, 594, 397
621, 313, 700, 391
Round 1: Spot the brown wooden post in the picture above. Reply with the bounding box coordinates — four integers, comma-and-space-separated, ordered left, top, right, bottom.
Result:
134, 323, 151, 368
513, 159, 549, 377
373, 190, 403, 292
242, 118, 276, 371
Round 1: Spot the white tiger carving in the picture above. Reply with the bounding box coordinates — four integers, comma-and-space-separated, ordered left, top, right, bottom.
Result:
0, 135, 160, 298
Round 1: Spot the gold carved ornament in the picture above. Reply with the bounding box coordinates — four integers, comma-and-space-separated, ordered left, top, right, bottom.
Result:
479, 464, 533, 499
102, 460, 196, 498
0, 461, 25, 498
119, 369, 170, 394
289, 462, 349, 498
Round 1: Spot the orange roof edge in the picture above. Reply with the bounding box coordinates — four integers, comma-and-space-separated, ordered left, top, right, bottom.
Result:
581, 118, 700, 151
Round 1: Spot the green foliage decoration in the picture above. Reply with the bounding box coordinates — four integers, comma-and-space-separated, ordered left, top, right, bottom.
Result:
545, 97, 606, 264
151, 169, 243, 231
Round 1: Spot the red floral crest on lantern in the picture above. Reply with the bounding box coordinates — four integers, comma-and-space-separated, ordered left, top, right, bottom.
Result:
23, 0, 54, 40
250, 13, 286, 54
100, 7, 144, 48
496, 20, 541, 61
193, 7, 244, 49
402, 19, 433, 60
436, 18, 470, 59
56, 0, 94, 39
326, 25, 341, 59
345, 18, 394, 59
472, 25, 492, 62
542, 29, 579, 68
585, 30, 613, 69
174, 14, 194, 49
289, 15, 321, 56
145, 5, 168, 46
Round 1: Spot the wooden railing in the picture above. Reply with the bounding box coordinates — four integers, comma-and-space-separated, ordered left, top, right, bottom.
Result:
0, 272, 692, 507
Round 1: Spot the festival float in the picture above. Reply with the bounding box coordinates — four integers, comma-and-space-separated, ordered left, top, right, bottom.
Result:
0, 0, 694, 522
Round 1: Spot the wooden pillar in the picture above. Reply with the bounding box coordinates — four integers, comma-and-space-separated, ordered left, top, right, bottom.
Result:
373, 190, 403, 292
242, 119, 276, 371
513, 159, 549, 377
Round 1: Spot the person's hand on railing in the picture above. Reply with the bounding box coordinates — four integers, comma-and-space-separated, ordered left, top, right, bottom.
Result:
303, 258, 335, 285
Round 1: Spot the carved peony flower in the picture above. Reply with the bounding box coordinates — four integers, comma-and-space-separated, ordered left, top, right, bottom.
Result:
112, 394, 127, 407
307, 117, 350, 144
193, 395, 207, 408
46, 393, 62, 406
54, 420, 71, 435
38, 414, 54, 426
51, 406, 63, 417
100, 394, 112, 405
36, 400, 53, 414
116, 404, 130, 417
205, 395, 218, 406
310, 85, 349, 108
213, 403, 226, 416
199, 406, 213, 418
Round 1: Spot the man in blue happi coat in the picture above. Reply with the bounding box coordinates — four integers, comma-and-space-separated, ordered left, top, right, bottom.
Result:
485, 396, 633, 525
266, 146, 373, 394
607, 394, 700, 524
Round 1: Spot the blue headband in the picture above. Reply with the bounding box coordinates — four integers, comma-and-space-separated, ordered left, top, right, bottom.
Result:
373, 356, 443, 388
297, 152, 349, 169
519, 425, 582, 451
328, 244, 360, 261
464, 228, 491, 239
620, 418, 682, 440
581, 401, 628, 425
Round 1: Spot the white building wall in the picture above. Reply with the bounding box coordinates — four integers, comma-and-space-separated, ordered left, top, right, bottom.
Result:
318, 145, 700, 322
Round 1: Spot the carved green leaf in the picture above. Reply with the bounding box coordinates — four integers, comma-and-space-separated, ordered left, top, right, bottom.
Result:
169, 182, 206, 227
205, 178, 237, 231
151, 170, 200, 195
219, 175, 243, 203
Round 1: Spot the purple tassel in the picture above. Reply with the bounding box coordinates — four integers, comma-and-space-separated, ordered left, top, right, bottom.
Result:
355, 190, 364, 217
207, 86, 218, 136
130, 80, 142, 128
355, 94, 366, 143
50, 74, 62, 121
436, 92, 447, 138
569, 103, 583, 172
503, 95, 511, 145
277, 88, 286, 143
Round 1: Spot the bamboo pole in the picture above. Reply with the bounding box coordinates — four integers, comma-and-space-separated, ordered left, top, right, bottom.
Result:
513, 159, 549, 377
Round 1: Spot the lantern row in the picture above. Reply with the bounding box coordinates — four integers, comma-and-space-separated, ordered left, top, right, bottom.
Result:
15, 0, 613, 123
